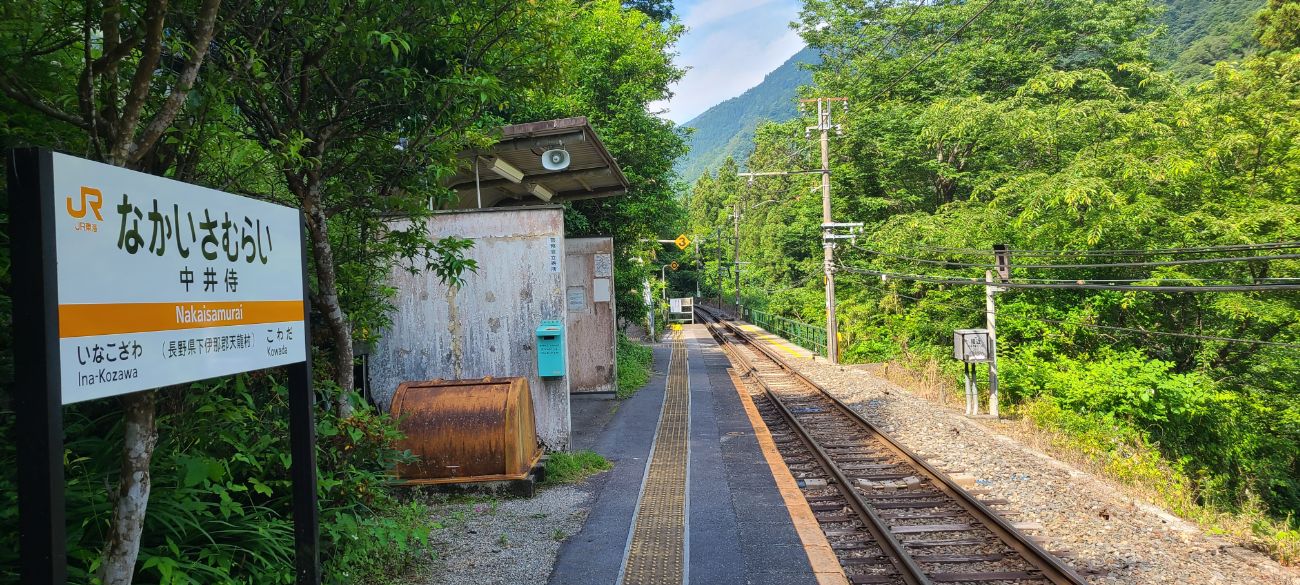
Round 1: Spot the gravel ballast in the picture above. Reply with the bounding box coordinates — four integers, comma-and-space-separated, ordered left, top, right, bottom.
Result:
414, 485, 593, 585
777, 355, 1299, 585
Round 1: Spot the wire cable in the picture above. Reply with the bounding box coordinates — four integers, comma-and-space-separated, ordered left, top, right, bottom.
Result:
871, 0, 929, 61
837, 264, 1300, 292
880, 241, 1300, 258
849, 244, 1300, 269
866, 0, 1000, 103
889, 292, 1300, 349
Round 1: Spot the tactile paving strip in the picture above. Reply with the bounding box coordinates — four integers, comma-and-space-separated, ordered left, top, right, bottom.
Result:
621, 331, 689, 585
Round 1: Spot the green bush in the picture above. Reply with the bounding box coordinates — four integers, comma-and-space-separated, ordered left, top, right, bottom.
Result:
616, 333, 654, 399
543, 450, 613, 484
0, 374, 431, 584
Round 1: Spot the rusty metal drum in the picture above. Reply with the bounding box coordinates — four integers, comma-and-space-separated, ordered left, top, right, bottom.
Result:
390, 376, 542, 484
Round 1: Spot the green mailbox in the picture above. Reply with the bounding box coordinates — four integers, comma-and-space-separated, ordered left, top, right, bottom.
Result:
536, 320, 566, 378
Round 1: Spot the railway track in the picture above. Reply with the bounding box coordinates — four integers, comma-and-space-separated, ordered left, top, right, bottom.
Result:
695, 306, 1087, 585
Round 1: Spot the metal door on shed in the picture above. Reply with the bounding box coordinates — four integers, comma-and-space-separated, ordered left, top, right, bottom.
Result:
564, 237, 616, 393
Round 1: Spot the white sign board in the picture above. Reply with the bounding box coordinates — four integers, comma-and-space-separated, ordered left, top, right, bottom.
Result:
669, 298, 683, 313
546, 236, 561, 273
953, 329, 990, 363
592, 277, 611, 302
49, 153, 306, 403
566, 286, 587, 311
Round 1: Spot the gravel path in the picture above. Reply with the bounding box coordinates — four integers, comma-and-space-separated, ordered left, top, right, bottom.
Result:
412, 485, 593, 585
779, 356, 1299, 585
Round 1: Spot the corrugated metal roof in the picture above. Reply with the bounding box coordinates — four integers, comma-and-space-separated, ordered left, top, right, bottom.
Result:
445, 117, 630, 209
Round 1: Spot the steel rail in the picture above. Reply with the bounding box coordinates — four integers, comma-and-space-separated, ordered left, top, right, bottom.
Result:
701, 311, 929, 585
697, 305, 1087, 585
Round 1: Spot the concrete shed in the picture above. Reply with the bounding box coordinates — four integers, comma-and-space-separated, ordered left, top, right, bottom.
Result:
565, 237, 617, 394
369, 206, 572, 450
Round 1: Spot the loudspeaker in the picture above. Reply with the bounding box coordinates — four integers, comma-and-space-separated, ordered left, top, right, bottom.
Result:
541, 148, 571, 171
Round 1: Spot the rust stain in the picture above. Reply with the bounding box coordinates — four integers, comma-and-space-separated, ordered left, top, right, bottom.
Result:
391, 377, 541, 482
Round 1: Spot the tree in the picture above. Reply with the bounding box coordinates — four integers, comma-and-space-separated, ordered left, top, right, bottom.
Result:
506, 0, 688, 330
1, 1, 222, 581
624, 0, 674, 23
1257, 0, 1300, 51
217, 0, 568, 415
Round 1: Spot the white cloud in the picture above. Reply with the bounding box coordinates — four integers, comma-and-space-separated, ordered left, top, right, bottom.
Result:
680, 0, 782, 29
655, 0, 805, 124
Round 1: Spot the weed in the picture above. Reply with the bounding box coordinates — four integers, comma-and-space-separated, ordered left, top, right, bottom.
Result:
616, 333, 653, 399
544, 450, 613, 484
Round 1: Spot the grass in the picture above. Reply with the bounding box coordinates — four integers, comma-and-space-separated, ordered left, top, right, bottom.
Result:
878, 356, 1300, 566
1018, 397, 1300, 565
543, 450, 613, 484
616, 332, 653, 399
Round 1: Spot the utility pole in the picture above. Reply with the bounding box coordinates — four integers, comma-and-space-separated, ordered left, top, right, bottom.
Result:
694, 239, 701, 299
733, 200, 741, 314
803, 97, 848, 364
644, 279, 655, 340
986, 245, 1010, 418
985, 270, 1001, 418
662, 264, 670, 303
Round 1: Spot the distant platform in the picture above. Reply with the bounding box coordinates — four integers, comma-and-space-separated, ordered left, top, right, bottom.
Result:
733, 321, 819, 361
553, 326, 844, 585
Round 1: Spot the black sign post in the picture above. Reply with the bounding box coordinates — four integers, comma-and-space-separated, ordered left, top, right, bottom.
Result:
289, 219, 321, 584
7, 148, 320, 584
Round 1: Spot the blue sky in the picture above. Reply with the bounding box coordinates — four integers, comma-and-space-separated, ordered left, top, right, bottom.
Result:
654, 0, 805, 124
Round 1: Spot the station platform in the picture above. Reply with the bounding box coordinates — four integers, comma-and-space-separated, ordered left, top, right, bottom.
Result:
732, 322, 819, 361
553, 326, 843, 585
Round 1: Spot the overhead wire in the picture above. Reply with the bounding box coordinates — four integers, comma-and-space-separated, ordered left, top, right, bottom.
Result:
836, 263, 1300, 292
849, 243, 1300, 269
870, 0, 929, 61
880, 241, 1300, 258
887, 292, 1300, 349
865, 0, 1000, 103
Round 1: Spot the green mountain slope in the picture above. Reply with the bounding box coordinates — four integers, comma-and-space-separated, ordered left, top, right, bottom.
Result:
675, 1, 1259, 180
676, 47, 818, 181
1156, 0, 1265, 79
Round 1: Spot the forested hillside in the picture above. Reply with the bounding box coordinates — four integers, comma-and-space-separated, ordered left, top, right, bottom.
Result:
687, 0, 1300, 562
680, 0, 1265, 182
1157, 0, 1266, 78
676, 47, 818, 181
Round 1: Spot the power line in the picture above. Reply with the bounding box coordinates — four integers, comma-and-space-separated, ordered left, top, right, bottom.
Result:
890, 292, 1300, 349
884, 241, 1300, 258
950, 276, 1300, 285
871, 0, 929, 61
837, 264, 1300, 292
850, 244, 1300, 269
866, 0, 1000, 103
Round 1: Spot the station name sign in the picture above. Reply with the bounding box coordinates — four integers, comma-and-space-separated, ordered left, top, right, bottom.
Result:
49, 152, 306, 403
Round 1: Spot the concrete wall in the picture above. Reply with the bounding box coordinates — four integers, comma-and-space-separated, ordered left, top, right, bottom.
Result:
564, 238, 616, 393
370, 206, 571, 450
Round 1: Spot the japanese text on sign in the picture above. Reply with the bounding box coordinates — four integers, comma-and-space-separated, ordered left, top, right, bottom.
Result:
49, 152, 306, 404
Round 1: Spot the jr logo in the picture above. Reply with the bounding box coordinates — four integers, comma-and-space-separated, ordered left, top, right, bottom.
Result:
66, 186, 104, 221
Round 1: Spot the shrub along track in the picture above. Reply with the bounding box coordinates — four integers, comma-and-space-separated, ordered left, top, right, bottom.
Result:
696, 306, 1087, 585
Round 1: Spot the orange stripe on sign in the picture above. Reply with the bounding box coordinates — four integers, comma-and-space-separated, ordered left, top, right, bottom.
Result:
59, 300, 304, 338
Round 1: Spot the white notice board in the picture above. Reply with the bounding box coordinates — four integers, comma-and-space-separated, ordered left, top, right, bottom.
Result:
49, 153, 306, 403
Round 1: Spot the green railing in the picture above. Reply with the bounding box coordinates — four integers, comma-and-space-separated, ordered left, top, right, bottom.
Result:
743, 307, 827, 358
